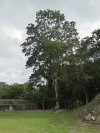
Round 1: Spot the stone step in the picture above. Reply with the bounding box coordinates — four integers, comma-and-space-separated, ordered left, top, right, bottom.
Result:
0, 100, 33, 105
0, 100, 38, 111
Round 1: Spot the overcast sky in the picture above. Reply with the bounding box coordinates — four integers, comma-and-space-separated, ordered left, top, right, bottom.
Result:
0, 0, 100, 86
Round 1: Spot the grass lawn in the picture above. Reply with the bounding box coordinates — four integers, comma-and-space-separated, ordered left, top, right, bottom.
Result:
0, 109, 100, 133
0, 99, 30, 101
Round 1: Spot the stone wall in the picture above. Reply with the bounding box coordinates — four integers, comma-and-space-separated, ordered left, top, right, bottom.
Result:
0, 100, 38, 111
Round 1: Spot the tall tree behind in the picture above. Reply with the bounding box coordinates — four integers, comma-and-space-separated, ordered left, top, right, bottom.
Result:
83, 29, 100, 98
74, 29, 100, 104
0, 82, 10, 99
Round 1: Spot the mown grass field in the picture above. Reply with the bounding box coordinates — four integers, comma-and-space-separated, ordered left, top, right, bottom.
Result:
0, 99, 100, 133
0, 109, 100, 133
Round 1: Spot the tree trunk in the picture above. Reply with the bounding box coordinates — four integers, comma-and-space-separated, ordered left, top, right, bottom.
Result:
54, 73, 60, 109
42, 101, 45, 110
41, 97, 45, 110
85, 88, 89, 104
64, 102, 66, 109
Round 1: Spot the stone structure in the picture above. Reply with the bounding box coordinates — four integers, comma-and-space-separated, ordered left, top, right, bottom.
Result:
71, 93, 100, 125
82, 109, 97, 121
0, 100, 38, 111
80, 98, 100, 124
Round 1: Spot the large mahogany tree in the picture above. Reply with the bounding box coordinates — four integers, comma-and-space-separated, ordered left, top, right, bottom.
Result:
20, 9, 79, 109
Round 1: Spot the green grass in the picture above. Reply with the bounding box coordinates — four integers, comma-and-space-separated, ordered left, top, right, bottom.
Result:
0, 99, 100, 132
0, 110, 99, 133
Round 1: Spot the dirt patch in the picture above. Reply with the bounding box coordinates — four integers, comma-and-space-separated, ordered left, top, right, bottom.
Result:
68, 129, 90, 133
68, 129, 92, 133
26, 109, 67, 112
72, 118, 100, 132
63, 118, 100, 132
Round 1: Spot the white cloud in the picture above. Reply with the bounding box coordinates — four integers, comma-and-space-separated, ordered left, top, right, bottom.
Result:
5, 28, 23, 41
89, 0, 95, 7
